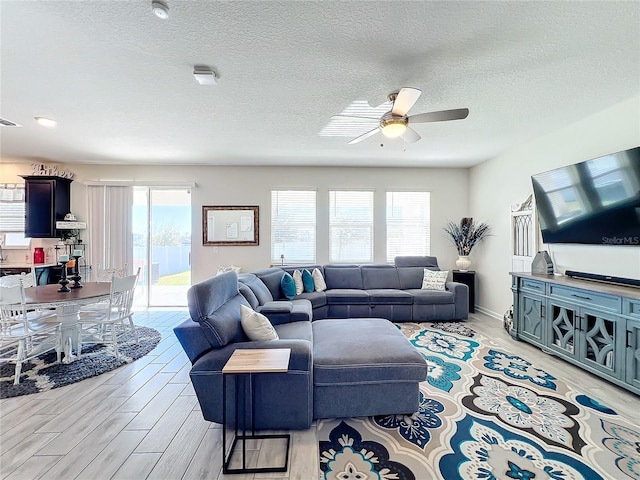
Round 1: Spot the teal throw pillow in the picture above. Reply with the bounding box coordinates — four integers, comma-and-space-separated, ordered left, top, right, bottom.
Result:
280, 272, 296, 300
302, 269, 315, 293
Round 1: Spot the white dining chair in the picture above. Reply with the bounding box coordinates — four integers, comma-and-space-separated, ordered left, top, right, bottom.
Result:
0, 283, 62, 385
0, 271, 36, 288
76, 271, 139, 359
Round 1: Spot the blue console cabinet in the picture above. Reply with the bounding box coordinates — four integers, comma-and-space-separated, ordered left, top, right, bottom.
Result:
511, 272, 640, 395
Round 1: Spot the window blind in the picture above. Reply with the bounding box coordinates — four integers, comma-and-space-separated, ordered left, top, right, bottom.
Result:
0, 184, 25, 232
329, 190, 373, 263
271, 190, 316, 264
386, 191, 430, 262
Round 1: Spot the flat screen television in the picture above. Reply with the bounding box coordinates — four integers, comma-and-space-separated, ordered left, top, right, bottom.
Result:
531, 147, 640, 246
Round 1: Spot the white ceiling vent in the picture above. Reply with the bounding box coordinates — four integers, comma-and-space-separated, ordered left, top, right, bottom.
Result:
0, 118, 22, 127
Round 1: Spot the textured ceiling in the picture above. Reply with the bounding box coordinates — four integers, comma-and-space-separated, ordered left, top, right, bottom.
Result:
1, 1, 638, 168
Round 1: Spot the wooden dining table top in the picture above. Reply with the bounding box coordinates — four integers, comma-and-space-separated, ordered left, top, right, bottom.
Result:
24, 282, 111, 305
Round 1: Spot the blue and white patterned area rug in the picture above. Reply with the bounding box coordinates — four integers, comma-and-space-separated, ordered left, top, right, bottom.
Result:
318, 322, 639, 480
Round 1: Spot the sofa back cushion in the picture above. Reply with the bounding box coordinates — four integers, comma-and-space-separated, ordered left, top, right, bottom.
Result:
254, 268, 286, 300
238, 283, 260, 309
395, 256, 441, 289
187, 271, 249, 348
361, 265, 400, 289
238, 272, 274, 305
323, 265, 363, 289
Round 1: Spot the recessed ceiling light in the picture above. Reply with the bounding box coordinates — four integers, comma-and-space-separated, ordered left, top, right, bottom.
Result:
152, 1, 169, 19
35, 117, 57, 128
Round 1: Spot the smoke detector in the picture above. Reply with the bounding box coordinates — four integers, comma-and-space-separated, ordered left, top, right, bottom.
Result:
193, 66, 218, 85
152, 1, 169, 19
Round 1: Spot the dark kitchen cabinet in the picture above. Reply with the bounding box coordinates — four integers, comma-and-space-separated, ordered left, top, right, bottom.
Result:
21, 176, 71, 238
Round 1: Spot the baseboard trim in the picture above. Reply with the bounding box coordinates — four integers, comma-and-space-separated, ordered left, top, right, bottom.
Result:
474, 305, 502, 321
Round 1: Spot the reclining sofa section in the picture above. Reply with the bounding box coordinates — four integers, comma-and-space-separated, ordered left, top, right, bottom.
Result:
238, 256, 468, 322
174, 271, 427, 430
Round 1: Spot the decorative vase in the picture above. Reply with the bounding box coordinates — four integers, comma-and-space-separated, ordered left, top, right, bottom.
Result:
456, 255, 471, 272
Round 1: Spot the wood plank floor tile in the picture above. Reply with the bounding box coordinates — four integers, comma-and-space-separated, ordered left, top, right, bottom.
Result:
74, 429, 147, 480
134, 395, 197, 453
112, 452, 162, 480
145, 410, 211, 479
2, 454, 61, 480
124, 382, 186, 430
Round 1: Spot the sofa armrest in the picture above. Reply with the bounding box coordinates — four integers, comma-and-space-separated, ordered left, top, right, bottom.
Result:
446, 281, 469, 319
258, 299, 313, 325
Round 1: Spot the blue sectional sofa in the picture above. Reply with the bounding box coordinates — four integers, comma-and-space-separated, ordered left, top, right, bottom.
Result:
174, 270, 428, 430
238, 256, 469, 322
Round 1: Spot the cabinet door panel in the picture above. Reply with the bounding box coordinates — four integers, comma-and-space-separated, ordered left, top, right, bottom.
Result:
25, 180, 54, 237
547, 300, 578, 359
627, 320, 640, 389
518, 294, 544, 345
581, 309, 621, 379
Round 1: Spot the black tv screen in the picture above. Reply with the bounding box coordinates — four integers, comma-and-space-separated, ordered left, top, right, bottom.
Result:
531, 147, 640, 246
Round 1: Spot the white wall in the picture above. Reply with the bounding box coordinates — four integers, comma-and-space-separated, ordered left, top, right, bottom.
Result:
469, 95, 640, 318
0, 163, 470, 284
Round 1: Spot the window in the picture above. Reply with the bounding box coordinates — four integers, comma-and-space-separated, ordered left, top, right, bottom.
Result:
386, 191, 430, 262
329, 190, 373, 263
0, 184, 30, 248
271, 190, 316, 264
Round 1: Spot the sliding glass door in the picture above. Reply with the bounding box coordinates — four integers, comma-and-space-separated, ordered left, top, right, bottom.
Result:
133, 187, 191, 307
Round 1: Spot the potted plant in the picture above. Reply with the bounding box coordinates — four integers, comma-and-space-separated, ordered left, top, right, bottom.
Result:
443, 217, 491, 271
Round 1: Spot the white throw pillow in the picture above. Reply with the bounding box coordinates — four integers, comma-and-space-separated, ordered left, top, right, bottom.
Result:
217, 265, 242, 275
421, 269, 449, 291
292, 269, 304, 295
240, 305, 279, 341
312, 268, 327, 292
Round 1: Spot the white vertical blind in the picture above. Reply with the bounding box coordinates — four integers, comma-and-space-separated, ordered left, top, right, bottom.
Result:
87, 185, 134, 274
386, 191, 431, 262
329, 190, 373, 263
271, 190, 316, 264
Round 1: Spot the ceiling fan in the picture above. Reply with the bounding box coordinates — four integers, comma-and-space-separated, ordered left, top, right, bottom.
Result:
332, 87, 469, 145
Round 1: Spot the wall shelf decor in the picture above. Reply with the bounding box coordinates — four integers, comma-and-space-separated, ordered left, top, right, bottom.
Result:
203, 205, 259, 246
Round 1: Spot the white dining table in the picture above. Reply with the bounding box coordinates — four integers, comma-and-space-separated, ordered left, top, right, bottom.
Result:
24, 282, 111, 363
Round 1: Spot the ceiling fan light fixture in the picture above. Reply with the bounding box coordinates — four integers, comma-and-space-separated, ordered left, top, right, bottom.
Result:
381, 119, 407, 138
35, 117, 57, 128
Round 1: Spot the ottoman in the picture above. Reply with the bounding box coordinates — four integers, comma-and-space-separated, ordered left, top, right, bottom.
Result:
312, 318, 427, 419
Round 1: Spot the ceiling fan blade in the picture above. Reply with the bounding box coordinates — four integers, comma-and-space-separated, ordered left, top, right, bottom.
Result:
408, 108, 470, 124
391, 87, 422, 116
403, 127, 421, 144
348, 127, 380, 144
331, 115, 379, 123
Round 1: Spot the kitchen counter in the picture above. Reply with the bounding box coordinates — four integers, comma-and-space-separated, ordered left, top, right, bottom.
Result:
0, 262, 58, 269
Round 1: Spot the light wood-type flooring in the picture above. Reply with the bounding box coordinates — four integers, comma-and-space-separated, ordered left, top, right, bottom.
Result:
1, 309, 637, 479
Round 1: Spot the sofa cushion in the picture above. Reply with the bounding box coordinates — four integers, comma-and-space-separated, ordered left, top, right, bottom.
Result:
325, 289, 369, 304
367, 289, 414, 304
238, 273, 274, 305
240, 305, 279, 341
238, 283, 259, 310
312, 318, 426, 385
292, 269, 304, 295
296, 291, 328, 309
281, 272, 296, 300
253, 267, 287, 300
407, 289, 455, 305
395, 256, 442, 289
275, 320, 313, 343
187, 272, 249, 348
361, 265, 400, 289
312, 268, 327, 291
421, 269, 449, 291
323, 265, 363, 289
302, 269, 315, 293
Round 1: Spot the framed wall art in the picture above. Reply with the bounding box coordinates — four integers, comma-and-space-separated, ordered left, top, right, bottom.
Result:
202, 205, 259, 246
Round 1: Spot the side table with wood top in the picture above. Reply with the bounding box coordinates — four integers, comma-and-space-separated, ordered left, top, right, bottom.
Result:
222, 348, 291, 474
